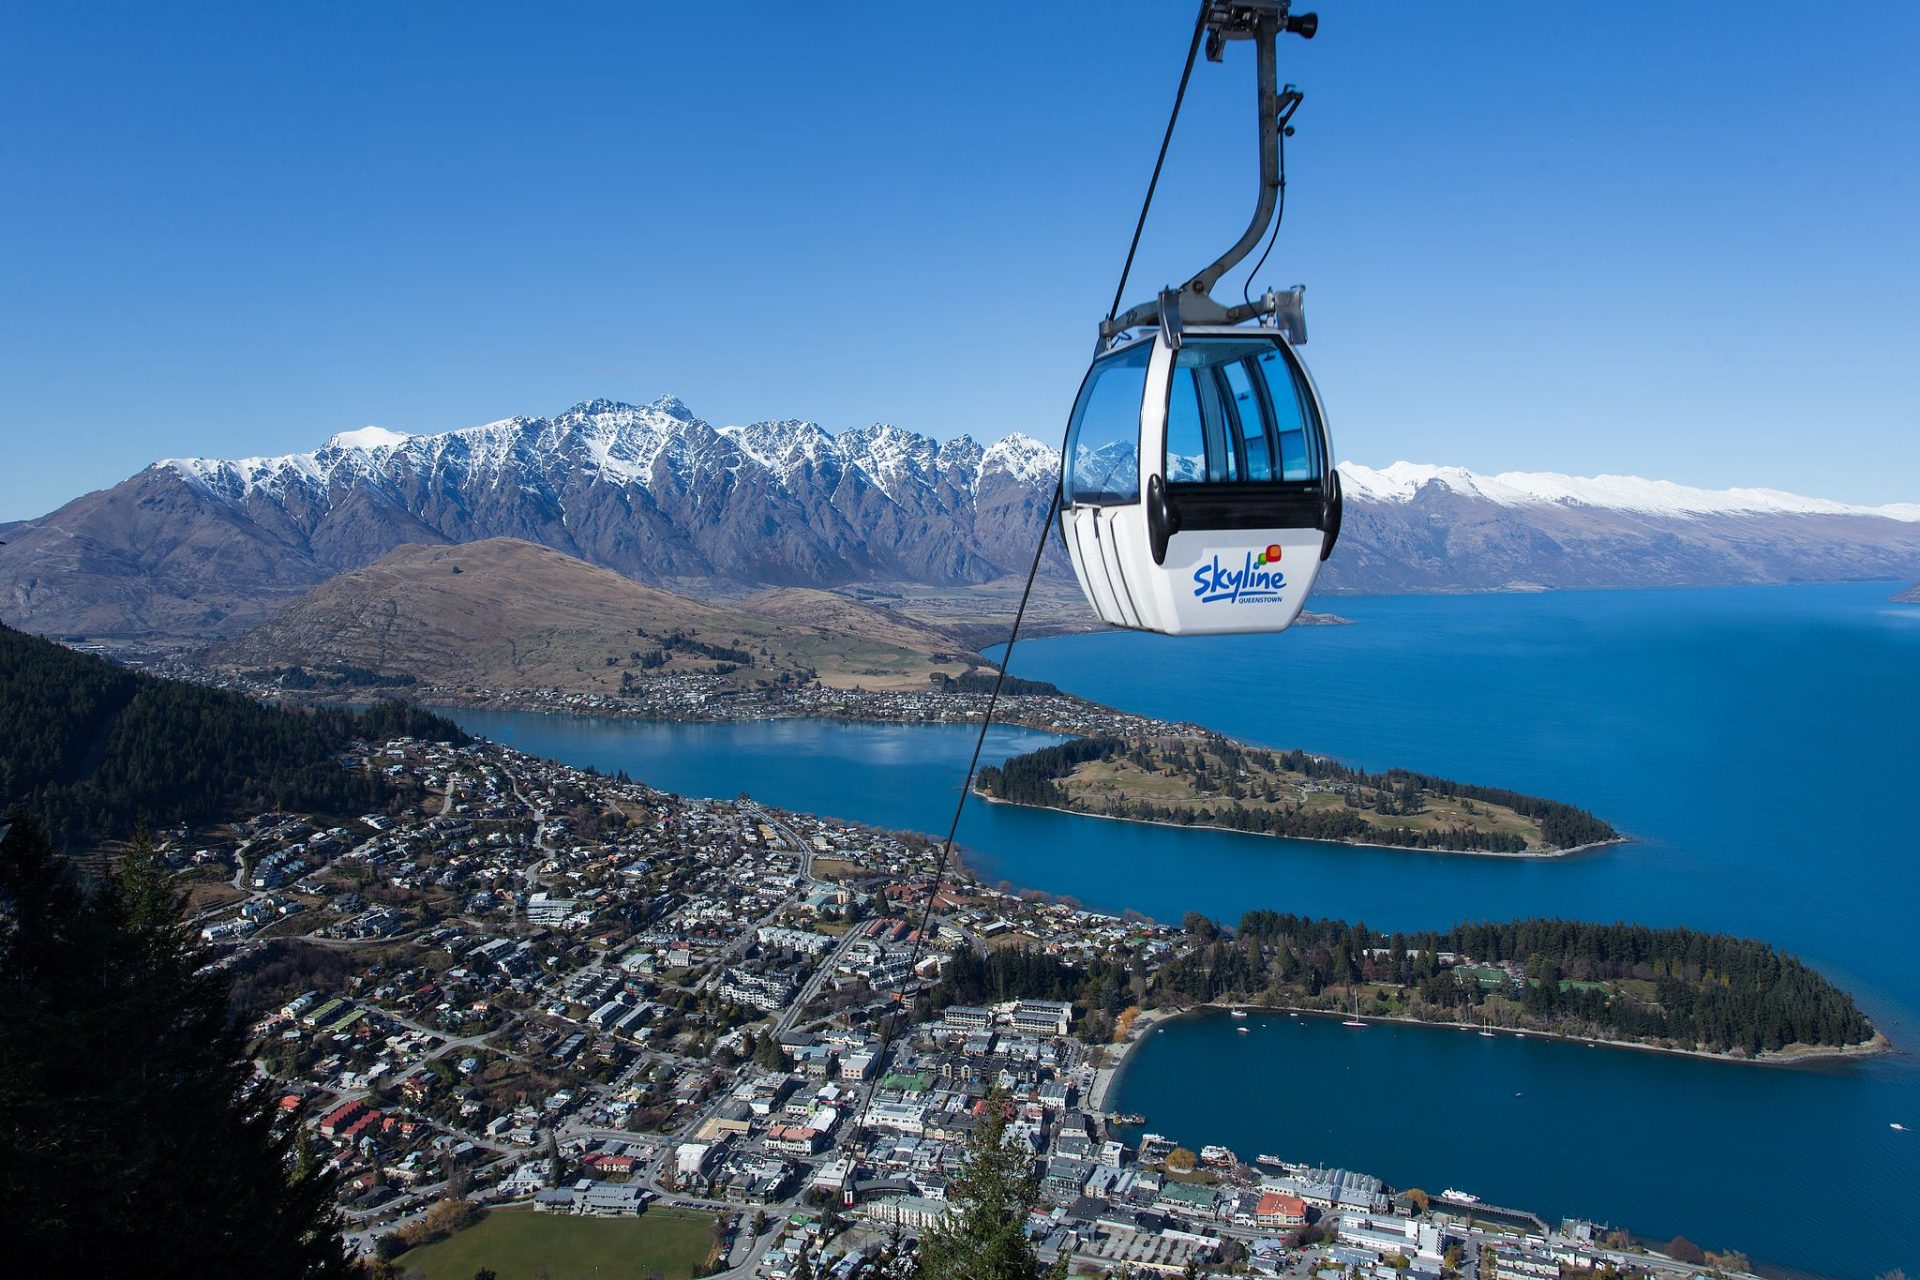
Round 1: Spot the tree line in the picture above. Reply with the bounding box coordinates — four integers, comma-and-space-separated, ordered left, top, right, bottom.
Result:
930, 671, 1063, 696
1, 623, 466, 844
238, 664, 417, 690
1178, 913, 1871, 1054
931, 911, 1872, 1056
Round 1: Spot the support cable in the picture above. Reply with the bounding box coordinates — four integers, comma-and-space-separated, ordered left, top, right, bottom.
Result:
841, 486, 1061, 1170
1106, 1, 1211, 325
840, 2, 1211, 1178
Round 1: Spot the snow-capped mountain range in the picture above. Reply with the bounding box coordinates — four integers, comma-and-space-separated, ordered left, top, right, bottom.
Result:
1335, 461, 1920, 523
164, 396, 1060, 512
3, 395, 1917, 639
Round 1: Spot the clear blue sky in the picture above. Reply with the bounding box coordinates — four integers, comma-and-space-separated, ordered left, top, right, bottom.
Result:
3, 1, 1916, 520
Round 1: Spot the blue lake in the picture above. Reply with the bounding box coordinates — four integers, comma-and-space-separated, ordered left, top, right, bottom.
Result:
446, 581, 1920, 1277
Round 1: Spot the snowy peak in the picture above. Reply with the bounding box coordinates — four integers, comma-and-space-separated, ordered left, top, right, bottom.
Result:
980, 433, 1058, 486
643, 394, 695, 421
838, 423, 939, 492
1336, 461, 1920, 523
324, 425, 411, 452
720, 419, 840, 483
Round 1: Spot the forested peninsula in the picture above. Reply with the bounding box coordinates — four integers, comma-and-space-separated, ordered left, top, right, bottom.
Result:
975, 733, 1619, 854
935, 913, 1880, 1060
0, 623, 465, 845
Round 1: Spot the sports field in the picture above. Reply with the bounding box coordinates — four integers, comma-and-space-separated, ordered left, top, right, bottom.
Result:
401, 1205, 718, 1280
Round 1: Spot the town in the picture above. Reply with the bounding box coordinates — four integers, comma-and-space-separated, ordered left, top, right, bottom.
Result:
168, 731, 1758, 1280
121, 640, 1208, 741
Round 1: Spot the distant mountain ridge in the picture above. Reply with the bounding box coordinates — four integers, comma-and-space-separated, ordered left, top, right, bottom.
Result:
3, 395, 1918, 639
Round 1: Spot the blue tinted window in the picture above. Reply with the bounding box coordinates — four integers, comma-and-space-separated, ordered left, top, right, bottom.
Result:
1166, 337, 1321, 485
1165, 366, 1208, 482
1257, 348, 1315, 481
1065, 344, 1148, 504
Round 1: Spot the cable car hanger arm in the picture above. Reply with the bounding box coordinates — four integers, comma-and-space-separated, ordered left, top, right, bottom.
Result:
1100, 0, 1314, 345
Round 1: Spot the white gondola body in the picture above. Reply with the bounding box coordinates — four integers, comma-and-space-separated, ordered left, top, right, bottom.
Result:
1061, 325, 1337, 636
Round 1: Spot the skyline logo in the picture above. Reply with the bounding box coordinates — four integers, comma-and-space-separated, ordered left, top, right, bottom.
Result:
1192, 545, 1287, 605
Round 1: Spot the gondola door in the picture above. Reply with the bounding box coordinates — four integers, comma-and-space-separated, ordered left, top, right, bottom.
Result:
1061, 336, 1176, 632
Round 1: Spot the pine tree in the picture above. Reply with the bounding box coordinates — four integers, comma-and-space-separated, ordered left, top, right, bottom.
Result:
0, 815, 350, 1275
916, 1090, 1061, 1280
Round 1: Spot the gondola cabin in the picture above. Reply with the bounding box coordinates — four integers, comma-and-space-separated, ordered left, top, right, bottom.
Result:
1061, 323, 1342, 635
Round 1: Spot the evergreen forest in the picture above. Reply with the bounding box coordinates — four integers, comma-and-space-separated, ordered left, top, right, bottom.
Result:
0, 623, 465, 844
935, 913, 1873, 1057
0, 815, 352, 1274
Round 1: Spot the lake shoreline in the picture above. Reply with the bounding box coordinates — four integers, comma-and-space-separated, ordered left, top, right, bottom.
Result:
972, 789, 1629, 861
1098, 1003, 1892, 1105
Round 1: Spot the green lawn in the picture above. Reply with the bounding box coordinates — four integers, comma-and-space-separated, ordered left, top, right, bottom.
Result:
401, 1205, 718, 1280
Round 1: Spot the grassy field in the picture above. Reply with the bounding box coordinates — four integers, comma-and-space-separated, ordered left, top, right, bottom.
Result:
807, 856, 866, 880
401, 1206, 718, 1280
177, 869, 246, 913
1053, 736, 1547, 848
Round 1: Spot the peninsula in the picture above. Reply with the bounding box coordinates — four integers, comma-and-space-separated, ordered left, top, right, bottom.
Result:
975, 733, 1620, 855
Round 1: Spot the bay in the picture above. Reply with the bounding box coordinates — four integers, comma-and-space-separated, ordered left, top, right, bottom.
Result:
433, 713, 1066, 839
443, 581, 1920, 1277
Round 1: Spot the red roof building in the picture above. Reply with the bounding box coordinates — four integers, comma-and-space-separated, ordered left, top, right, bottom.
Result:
1256, 1192, 1309, 1227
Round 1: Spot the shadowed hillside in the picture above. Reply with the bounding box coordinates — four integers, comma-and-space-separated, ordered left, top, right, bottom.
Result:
0, 622, 461, 845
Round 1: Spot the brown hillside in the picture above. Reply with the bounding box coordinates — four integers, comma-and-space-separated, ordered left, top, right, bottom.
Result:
211, 539, 979, 693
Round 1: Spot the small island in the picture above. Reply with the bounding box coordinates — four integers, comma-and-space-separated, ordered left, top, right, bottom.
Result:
975, 733, 1620, 855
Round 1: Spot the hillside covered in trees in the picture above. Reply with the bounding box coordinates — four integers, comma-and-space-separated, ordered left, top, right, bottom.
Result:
975, 734, 1619, 854
0, 623, 465, 845
0, 816, 352, 1272
937, 914, 1874, 1058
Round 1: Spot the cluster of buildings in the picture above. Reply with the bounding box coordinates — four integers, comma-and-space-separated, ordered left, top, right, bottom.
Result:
147, 727, 1755, 1280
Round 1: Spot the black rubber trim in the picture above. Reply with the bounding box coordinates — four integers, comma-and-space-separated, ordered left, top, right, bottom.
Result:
1320, 469, 1344, 561
1166, 482, 1327, 531
1146, 475, 1178, 565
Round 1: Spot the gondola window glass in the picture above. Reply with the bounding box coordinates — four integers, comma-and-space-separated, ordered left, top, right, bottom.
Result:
1064, 344, 1149, 504
1165, 366, 1212, 482
1221, 361, 1273, 480
1257, 348, 1316, 480
1167, 338, 1320, 484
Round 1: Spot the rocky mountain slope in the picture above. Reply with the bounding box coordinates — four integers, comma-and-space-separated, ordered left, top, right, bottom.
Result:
208, 538, 978, 693
3, 395, 1916, 640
